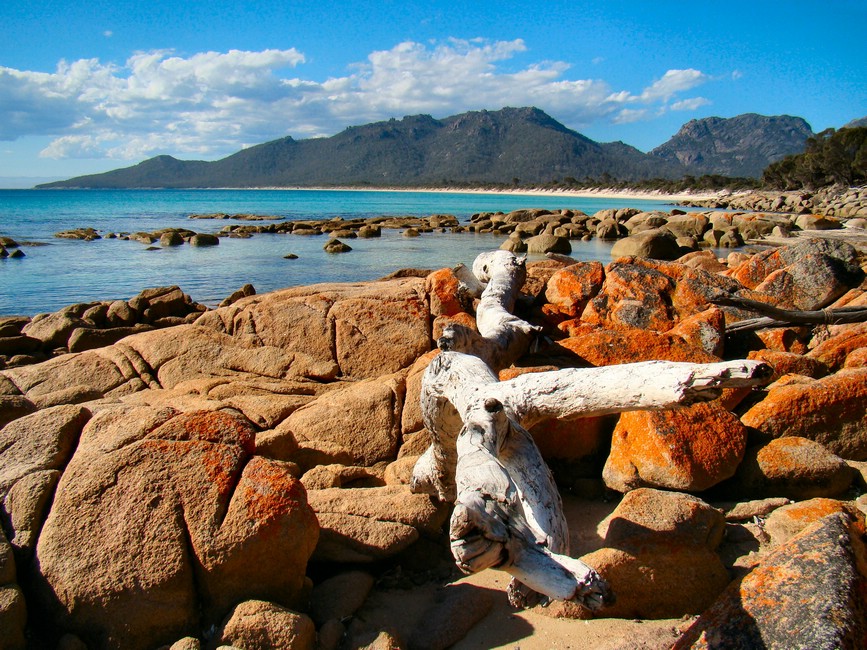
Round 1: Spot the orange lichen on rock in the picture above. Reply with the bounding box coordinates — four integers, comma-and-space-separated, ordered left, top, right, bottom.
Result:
424, 268, 464, 317
741, 368, 867, 460
148, 409, 257, 452
747, 349, 828, 380
557, 327, 718, 366
603, 402, 747, 492
543, 261, 605, 318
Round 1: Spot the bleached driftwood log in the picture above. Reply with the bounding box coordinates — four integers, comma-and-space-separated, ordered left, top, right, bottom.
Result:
440, 251, 541, 371
411, 251, 773, 611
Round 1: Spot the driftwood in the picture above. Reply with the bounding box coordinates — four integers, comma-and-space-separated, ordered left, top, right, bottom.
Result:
411, 251, 773, 611
713, 296, 867, 333
442, 252, 542, 371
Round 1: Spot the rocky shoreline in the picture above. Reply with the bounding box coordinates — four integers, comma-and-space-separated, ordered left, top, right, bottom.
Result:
0, 199, 866, 648
1, 185, 865, 262
681, 184, 867, 219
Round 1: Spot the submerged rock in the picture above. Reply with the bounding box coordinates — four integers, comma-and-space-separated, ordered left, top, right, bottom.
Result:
324, 238, 352, 253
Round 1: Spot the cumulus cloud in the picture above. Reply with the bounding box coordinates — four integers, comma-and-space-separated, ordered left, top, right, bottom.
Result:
612, 108, 649, 124
670, 97, 711, 111
638, 69, 708, 103
0, 39, 719, 162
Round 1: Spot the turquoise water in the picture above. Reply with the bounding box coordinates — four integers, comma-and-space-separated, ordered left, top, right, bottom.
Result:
0, 189, 684, 316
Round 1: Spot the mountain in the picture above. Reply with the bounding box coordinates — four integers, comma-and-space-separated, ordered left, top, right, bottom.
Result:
844, 117, 867, 129
650, 114, 814, 178
38, 108, 687, 189
39, 108, 820, 189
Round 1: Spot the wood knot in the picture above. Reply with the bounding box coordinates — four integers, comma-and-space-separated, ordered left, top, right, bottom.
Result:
484, 398, 502, 413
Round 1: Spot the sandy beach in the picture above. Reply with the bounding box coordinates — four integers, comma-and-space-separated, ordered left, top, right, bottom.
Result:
272, 185, 727, 203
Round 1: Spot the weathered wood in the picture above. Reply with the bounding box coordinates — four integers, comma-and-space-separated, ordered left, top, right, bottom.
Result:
414, 350, 771, 608
438, 251, 541, 372
714, 296, 867, 332
412, 251, 774, 610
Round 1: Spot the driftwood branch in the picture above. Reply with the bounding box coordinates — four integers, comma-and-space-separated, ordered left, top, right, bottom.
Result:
713, 296, 867, 333
438, 251, 541, 372
412, 252, 773, 611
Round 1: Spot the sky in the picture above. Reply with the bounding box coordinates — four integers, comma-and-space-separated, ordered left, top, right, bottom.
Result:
1, 0, 865, 184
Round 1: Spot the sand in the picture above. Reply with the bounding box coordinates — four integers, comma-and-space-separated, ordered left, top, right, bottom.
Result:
277, 185, 727, 203
349, 497, 695, 649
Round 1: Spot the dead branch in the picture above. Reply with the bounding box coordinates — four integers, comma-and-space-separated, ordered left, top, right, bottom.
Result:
713, 296, 867, 333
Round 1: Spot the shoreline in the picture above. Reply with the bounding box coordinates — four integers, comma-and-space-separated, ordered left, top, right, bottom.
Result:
235, 185, 727, 202
19, 184, 727, 203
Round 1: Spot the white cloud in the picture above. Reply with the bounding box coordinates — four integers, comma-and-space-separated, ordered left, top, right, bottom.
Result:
0, 40, 720, 162
40, 134, 114, 159
670, 97, 711, 111
639, 69, 708, 103
613, 108, 649, 124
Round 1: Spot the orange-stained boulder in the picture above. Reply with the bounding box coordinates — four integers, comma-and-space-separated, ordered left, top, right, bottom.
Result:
581, 260, 676, 331
741, 368, 867, 460
522, 258, 572, 300
844, 347, 867, 369
726, 244, 783, 288
763, 497, 855, 546
432, 312, 476, 342
720, 437, 855, 501
543, 261, 605, 318
753, 268, 798, 304
33, 408, 319, 650
529, 415, 614, 465
755, 326, 810, 354
746, 349, 828, 381
668, 307, 725, 357
674, 513, 867, 649
557, 327, 719, 367
603, 402, 748, 492
581, 489, 731, 619
425, 268, 463, 317
497, 364, 559, 382
808, 322, 867, 371
581, 256, 771, 333
829, 287, 867, 309
729, 238, 863, 309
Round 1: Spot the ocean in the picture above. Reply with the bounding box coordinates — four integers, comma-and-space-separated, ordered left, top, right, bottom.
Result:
0, 188, 686, 316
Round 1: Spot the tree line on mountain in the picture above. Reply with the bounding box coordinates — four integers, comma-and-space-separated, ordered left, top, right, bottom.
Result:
530, 126, 867, 194
761, 127, 867, 190
415, 174, 762, 193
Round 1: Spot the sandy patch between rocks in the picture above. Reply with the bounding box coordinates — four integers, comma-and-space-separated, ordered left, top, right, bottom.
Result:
350, 497, 691, 649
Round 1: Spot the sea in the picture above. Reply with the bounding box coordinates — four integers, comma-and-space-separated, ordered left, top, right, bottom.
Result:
0, 188, 690, 317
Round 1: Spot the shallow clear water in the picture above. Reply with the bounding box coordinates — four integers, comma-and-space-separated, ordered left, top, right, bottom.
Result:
0, 189, 684, 316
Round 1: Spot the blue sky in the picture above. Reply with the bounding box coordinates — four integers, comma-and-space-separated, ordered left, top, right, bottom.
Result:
2, 0, 865, 183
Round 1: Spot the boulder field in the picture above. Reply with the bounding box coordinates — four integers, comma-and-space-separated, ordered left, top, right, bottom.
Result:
0, 235, 865, 649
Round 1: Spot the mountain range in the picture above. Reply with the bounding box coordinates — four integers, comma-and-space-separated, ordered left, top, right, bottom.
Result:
38, 108, 823, 189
